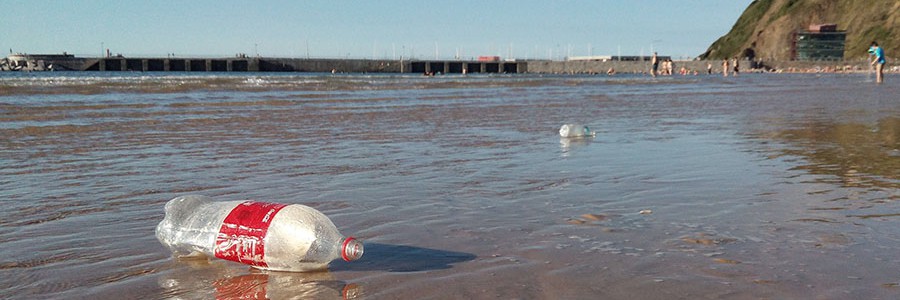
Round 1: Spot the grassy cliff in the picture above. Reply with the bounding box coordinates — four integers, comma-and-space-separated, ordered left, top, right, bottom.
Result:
701, 0, 900, 60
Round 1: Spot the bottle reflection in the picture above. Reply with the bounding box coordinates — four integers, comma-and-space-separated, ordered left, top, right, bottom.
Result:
214, 271, 358, 300
560, 137, 593, 157
158, 260, 360, 300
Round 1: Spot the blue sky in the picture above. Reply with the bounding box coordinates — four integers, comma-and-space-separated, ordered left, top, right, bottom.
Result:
4, 0, 753, 60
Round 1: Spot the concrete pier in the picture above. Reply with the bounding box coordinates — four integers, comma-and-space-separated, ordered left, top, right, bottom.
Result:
409, 60, 523, 74
66, 57, 528, 74
87, 57, 259, 72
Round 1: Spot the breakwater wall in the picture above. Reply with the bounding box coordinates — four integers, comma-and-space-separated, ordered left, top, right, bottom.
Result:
524, 59, 878, 74
68, 57, 527, 74
50, 57, 525, 74
526, 60, 712, 74
81, 57, 405, 73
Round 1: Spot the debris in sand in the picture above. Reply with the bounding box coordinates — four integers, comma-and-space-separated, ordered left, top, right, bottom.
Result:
581, 213, 608, 221
681, 234, 737, 246
713, 258, 741, 264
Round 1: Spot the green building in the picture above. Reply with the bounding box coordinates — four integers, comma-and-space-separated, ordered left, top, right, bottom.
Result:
792, 24, 846, 61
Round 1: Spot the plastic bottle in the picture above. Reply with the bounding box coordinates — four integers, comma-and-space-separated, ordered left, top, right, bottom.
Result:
559, 124, 595, 138
156, 195, 363, 272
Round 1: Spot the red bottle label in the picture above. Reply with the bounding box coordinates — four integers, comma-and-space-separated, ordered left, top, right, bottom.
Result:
214, 201, 287, 267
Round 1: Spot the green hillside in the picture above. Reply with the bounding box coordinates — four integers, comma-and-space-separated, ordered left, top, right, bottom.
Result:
701, 0, 900, 60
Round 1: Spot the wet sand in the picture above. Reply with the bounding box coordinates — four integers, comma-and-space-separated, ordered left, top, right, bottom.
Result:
1, 72, 898, 299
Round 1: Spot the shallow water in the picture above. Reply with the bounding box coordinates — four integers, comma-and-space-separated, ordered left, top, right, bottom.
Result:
1, 72, 898, 299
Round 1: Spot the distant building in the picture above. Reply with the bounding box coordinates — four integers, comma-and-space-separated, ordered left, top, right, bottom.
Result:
791, 23, 846, 61
567, 55, 613, 61
477, 56, 501, 62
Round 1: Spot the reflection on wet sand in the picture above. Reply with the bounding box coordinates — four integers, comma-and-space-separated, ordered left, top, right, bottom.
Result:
767, 117, 898, 189
159, 260, 358, 300
559, 136, 594, 157
156, 243, 474, 299
761, 116, 899, 218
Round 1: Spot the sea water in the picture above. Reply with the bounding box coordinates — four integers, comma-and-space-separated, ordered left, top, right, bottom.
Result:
1, 71, 898, 299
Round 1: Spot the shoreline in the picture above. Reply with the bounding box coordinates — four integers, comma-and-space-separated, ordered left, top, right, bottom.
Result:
3, 53, 894, 75
523, 59, 897, 75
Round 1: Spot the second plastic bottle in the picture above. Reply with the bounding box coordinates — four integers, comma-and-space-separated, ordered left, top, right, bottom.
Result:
559, 124, 595, 138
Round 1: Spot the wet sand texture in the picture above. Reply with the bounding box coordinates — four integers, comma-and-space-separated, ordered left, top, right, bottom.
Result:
1, 72, 898, 299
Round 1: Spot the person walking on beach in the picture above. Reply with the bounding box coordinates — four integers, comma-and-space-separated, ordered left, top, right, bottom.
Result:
870, 41, 886, 83
732, 57, 740, 76
707, 62, 713, 75
722, 59, 729, 77
650, 52, 659, 77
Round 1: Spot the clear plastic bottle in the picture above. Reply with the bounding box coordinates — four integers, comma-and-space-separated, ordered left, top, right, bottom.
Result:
156, 195, 363, 272
559, 124, 595, 138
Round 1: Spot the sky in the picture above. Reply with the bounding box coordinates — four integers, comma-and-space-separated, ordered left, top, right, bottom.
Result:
3, 0, 754, 60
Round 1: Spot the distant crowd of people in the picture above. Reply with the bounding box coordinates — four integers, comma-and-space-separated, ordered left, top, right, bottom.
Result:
651, 52, 738, 77
721, 57, 740, 77
647, 42, 887, 83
